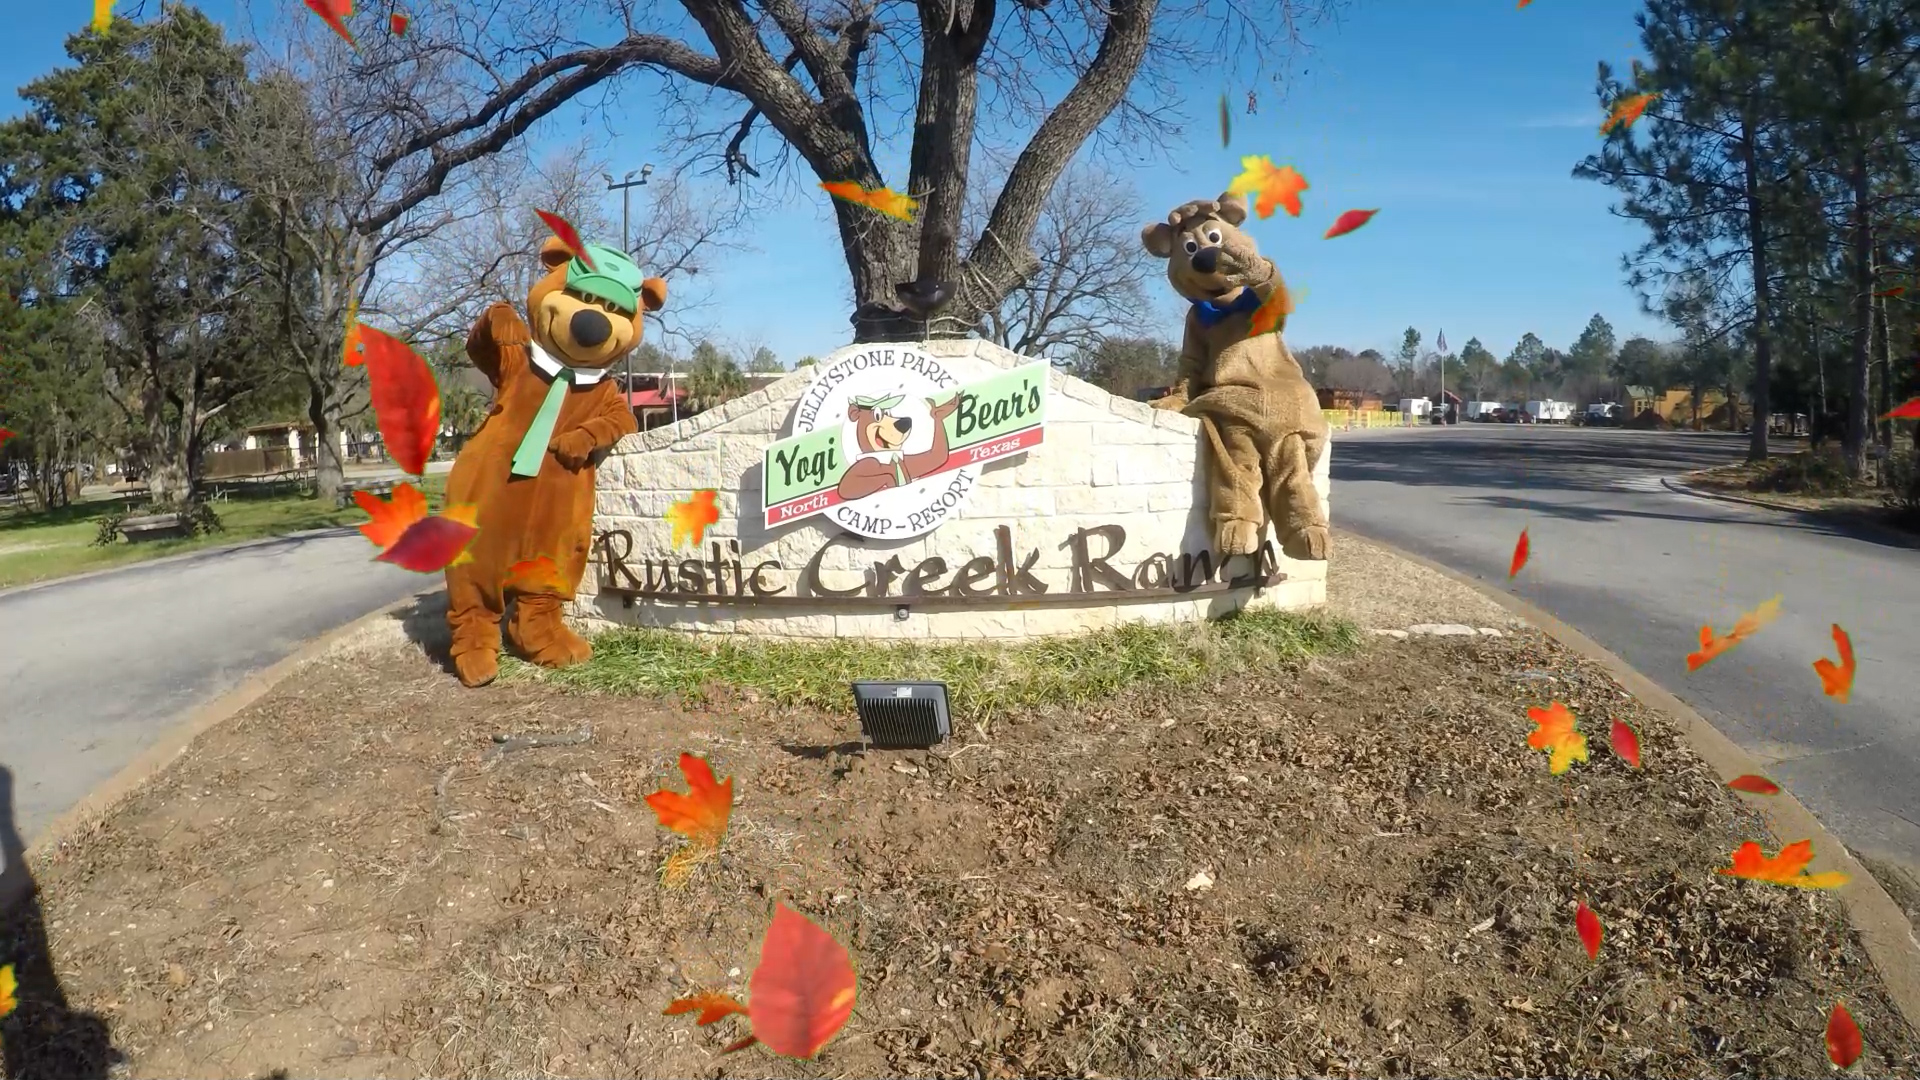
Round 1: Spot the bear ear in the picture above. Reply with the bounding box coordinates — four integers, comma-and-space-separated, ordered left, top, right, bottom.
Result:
538, 236, 574, 269
1215, 192, 1249, 226
640, 277, 668, 313
1141, 221, 1176, 259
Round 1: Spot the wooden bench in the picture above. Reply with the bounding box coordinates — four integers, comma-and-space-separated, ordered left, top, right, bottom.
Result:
336, 478, 398, 508
120, 512, 191, 542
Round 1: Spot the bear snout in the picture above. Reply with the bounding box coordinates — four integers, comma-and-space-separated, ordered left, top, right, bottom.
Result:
1190, 247, 1221, 274
569, 308, 612, 348
894, 416, 913, 433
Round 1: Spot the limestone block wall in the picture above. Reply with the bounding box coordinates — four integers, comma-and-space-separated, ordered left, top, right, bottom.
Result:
569, 338, 1331, 640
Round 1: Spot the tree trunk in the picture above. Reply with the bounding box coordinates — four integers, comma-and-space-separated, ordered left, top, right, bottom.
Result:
1874, 279, 1893, 453
1738, 108, 1775, 462
1842, 158, 1873, 480
307, 379, 345, 503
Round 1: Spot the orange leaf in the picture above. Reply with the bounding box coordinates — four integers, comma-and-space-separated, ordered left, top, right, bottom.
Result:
1885, 396, 1920, 419
1812, 623, 1855, 703
1323, 209, 1378, 239
1248, 285, 1293, 337
1727, 774, 1781, 795
301, 0, 356, 47
1508, 527, 1530, 579
644, 752, 733, 848
376, 512, 479, 573
664, 991, 749, 1026
666, 489, 721, 549
1874, 286, 1906, 298
1525, 701, 1589, 775
92, 0, 112, 32
1684, 594, 1782, 671
353, 480, 429, 550
354, 325, 442, 477
1601, 92, 1656, 135
1715, 839, 1850, 889
508, 555, 566, 593
721, 1033, 761, 1054
749, 903, 858, 1059
1609, 718, 1641, 768
1826, 1001, 1863, 1068
1517, 0, 1532, 7
1227, 156, 1309, 219
819, 181, 919, 222
535, 209, 596, 272
389, 11, 408, 34
1574, 899, 1602, 961
0, 962, 16, 1019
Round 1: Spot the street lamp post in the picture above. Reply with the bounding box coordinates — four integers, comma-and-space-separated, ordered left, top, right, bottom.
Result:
1434, 329, 1448, 425
603, 164, 657, 422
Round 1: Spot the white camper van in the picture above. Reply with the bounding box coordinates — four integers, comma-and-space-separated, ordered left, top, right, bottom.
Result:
1527, 400, 1573, 423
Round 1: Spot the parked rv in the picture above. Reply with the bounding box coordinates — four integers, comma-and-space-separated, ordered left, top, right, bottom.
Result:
1527, 400, 1573, 424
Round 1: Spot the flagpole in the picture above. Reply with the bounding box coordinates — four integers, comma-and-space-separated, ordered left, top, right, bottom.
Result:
1436, 329, 1447, 424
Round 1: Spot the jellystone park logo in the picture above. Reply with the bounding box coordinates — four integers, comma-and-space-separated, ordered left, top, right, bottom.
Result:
763, 345, 1048, 540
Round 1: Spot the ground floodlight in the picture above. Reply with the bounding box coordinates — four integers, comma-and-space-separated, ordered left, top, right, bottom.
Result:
851, 681, 951, 750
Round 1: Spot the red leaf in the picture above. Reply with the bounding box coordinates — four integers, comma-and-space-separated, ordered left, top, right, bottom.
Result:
1323, 209, 1378, 239
354, 325, 442, 476
748, 903, 857, 1059
535, 209, 596, 272
376, 511, 478, 573
1574, 899, 1602, 961
0, 427, 15, 448
389, 12, 408, 35
300, 0, 356, 47
1826, 1000, 1863, 1068
1609, 718, 1641, 768
1727, 774, 1781, 795
1508, 527, 1530, 579
1813, 623, 1855, 703
664, 991, 749, 1026
1885, 397, 1920, 419
1874, 286, 1906, 297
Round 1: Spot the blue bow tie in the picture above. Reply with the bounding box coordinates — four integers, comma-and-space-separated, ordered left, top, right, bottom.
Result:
1190, 288, 1264, 327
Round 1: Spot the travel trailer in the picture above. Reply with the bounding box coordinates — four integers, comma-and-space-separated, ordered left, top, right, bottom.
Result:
1527, 400, 1573, 423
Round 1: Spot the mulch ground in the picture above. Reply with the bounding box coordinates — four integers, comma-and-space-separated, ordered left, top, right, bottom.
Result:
4, 622, 1919, 1079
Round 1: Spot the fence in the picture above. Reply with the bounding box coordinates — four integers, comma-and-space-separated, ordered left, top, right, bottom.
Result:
202, 447, 297, 479
1322, 409, 1420, 430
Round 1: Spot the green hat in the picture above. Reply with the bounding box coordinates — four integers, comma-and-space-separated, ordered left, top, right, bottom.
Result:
851, 393, 904, 412
565, 243, 645, 314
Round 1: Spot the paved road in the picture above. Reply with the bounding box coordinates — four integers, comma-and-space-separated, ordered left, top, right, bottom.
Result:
1332, 424, 1920, 873
0, 530, 429, 844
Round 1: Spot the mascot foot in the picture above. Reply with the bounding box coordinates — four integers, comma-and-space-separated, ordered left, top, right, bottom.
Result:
1281, 525, 1331, 562
509, 597, 594, 669
1213, 518, 1264, 557
452, 648, 500, 688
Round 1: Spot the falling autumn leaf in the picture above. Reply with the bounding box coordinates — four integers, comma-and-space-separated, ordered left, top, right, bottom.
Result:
1727, 774, 1782, 795
1323, 209, 1378, 240
819, 181, 919, 222
1827, 1001, 1864, 1068
389, 11, 408, 35
376, 506, 480, 573
92, 0, 112, 32
534, 209, 597, 271
1248, 285, 1293, 337
1508, 527, 1530, 579
0, 962, 15, 1018
353, 481, 429, 551
1601, 92, 1657, 135
1219, 93, 1231, 148
0, 427, 15, 449
1715, 839, 1850, 889
1812, 623, 1856, 703
508, 555, 567, 593
749, 903, 858, 1060
666, 489, 721, 549
1574, 899, 1602, 961
1609, 718, 1642, 768
354, 325, 442, 477
645, 752, 733, 849
1874, 286, 1906, 298
664, 991, 750, 1027
1884, 397, 1920, 419
1227, 156, 1309, 219
301, 0, 356, 47
1685, 593, 1783, 672
1518, 0, 1532, 7
1526, 701, 1589, 775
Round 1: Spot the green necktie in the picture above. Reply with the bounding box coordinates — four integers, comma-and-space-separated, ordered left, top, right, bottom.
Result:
511, 371, 571, 477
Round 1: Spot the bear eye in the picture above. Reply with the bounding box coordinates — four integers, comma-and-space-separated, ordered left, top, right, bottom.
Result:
1183, 239, 1199, 254
1206, 230, 1222, 244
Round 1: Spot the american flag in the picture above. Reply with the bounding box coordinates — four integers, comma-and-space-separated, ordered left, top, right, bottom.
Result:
1436, 329, 1447, 353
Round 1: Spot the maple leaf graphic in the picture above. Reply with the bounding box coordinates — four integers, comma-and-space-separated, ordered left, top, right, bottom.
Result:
1715, 839, 1850, 889
1227, 156, 1309, 219
1601, 92, 1657, 135
820, 181, 919, 222
1812, 623, 1855, 703
666, 489, 721, 549
1525, 701, 1589, 775
1685, 594, 1783, 671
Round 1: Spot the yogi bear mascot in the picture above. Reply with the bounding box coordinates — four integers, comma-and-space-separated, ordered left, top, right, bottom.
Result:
1142, 191, 1330, 563
443, 237, 667, 687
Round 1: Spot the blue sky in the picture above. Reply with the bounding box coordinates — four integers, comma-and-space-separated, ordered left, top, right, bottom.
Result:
7, 1, 1670, 364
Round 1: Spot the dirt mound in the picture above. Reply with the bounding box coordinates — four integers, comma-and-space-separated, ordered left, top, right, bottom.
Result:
8, 627, 1915, 1079
1625, 408, 1672, 430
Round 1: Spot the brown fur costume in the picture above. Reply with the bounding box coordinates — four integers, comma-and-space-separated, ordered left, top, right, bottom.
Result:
443, 238, 667, 687
1141, 192, 1330, 562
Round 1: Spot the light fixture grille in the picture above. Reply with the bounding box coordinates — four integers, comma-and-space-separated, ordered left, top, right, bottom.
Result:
850, 681, 951, 750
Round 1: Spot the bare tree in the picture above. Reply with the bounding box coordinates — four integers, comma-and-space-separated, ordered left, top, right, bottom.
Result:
972, 158, 1152, 358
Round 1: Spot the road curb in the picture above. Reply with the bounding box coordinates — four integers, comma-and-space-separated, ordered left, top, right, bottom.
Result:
0, 524, 365, 602
1344, 528, 1920, 1033
1661, 475, 1920, 551
14, 585, 446, 885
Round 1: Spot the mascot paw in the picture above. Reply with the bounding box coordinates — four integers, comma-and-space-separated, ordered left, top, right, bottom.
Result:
524, 626, 592, 669
1214, 518, 1263, 556
929, 394, 961, 420
1151, 394, 1187, 412
452, 648, 500, 688
510, 600, 594, 668
551, 429, 596, 470
1281, 525, 1331, 562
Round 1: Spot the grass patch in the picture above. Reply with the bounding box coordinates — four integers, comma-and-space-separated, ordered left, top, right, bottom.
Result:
502, 606, 1364, 724
1746, 447, 1860, 497
0, 473, 448, 589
